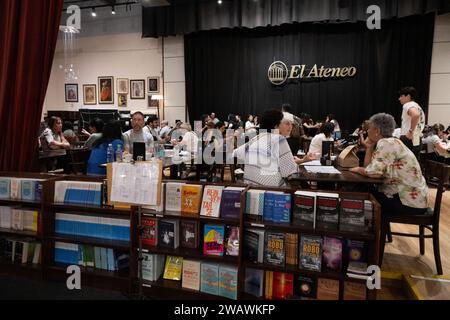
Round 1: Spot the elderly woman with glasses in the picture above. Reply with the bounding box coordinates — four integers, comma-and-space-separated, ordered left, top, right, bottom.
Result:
350, 113, 428, 216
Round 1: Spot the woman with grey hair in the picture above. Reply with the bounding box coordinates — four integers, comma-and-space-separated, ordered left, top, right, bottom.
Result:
350, 113, 428, 216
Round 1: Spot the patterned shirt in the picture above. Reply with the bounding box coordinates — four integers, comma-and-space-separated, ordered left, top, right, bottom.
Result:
234, 132, 298, 187
365, 137, 428, 208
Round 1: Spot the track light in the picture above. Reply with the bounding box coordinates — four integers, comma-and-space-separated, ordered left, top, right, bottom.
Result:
91, 8, 97, 17
111, 6, 116, 15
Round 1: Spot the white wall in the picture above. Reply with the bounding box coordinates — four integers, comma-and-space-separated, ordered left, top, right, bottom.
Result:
43, 5, 186, 126
428, 13, 450, 126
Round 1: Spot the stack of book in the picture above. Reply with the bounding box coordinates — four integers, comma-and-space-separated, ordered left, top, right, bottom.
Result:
0, 207, 38, 233
0, 178, 44, 201
0, 238, 41, 264
54, 181, 103, 206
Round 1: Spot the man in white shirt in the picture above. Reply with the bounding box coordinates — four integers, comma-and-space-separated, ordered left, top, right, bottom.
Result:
123, 111, 153, 154
398, 87, 425, 159
159, 120, 171, 142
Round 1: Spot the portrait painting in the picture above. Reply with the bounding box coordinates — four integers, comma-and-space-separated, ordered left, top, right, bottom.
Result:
117, 78, 129, 94
65, 84, 78, 103
118, 94, 127, 107
148, 77, 159, 94
83, 84, 97, 105
130, 79, 145, 99
98, 76, 114, 104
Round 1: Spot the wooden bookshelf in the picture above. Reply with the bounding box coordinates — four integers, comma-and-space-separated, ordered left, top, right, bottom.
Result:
143, 209, 240, 226
50, 234, 130, 251
0, 228, 40, 239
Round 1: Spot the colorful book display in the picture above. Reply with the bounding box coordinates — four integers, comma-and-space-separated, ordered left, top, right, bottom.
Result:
181, 184, 203, 215
200, 185, 223, 217
299, 235, 322, 272
203, 224, 225, 256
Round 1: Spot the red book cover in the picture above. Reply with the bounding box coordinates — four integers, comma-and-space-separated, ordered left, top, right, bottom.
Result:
142, 217, 157, 246
272, 272, 294, 299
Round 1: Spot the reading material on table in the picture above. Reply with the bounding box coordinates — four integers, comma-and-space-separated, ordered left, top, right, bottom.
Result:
304, 166, 342, 174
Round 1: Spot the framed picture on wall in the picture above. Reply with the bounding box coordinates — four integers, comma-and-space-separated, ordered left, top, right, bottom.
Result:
130, 79, 146, 99
118, 94, 127, 107
65, 84, 78, 102
117, 78, 129, 94
148, 77, 159, 94
98, 76, 114, 104
83, 84, 97, 105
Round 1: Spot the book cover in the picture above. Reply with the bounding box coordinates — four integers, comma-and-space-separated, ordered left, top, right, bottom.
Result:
244, 229, 265, 263
142, 253, 165, 281
11, 209, 23, 231
200, 263, 219, 296
181, 184, 203, 215
293, 191, 317, 228
285, 233, 298, 266
263, 192, 275, 222
22, 210, 38, 233
10, 179, 21, 200
322, 236, 342, 271
219, 266, 238, 300
182, 259, 201, 291
364, 200, 374, 232
245, 190, 265, 220
203, 224, 225, 256
343, 281, 367, 300
220, 187, 244, 220
271, 192, 292, 223
272, 272, 294, 300
21, 180, 36, 201
245, 268, 264, 297
180, 220, 199, 249
294, 275, 317, 298
299, 235, 322, 272
0, 178, 10, 199
317, 278, 340, 300
265, 270, 274, 299
142, 216, 158, 247
315, 192, 340, 230
165, 182, 184, 212
339, 198, 365, 232
158, 220, 179, 249
264, 232, 285, 267
225, 226, 239, 256
200, 185, 224, 217
163, 255, 183, 281
34, 181, 43, 202
345, 239, 368, 268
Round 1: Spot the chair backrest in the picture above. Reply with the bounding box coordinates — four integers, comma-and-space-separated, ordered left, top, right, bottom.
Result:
426, 160, 450, 225
40, 136, 50, 151
68, 148, 91, 174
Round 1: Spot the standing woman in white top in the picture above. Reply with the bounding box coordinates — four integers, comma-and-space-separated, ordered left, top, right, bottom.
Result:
308, 122, 335, 159
326, 114, 341, 140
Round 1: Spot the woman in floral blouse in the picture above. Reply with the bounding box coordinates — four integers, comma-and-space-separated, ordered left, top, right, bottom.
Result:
350, 113, 428, 216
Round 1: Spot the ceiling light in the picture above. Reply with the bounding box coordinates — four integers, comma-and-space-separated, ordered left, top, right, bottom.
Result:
218, 0, 222, 4
91, 8, 96, 17
111, 6, 116, 15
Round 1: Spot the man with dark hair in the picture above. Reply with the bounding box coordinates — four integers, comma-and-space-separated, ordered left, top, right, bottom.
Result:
398, 86, 425, 159
144, 115, 161, 142
123, 111, 153, 154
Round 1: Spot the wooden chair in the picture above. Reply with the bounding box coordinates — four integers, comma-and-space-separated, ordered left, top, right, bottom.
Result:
379, 160, 450, 275
67, 148, 91, 175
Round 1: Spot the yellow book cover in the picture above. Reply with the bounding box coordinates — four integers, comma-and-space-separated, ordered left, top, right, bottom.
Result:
265, 271, 273, 299
32, 211, 38, 233
163, 256, 183, 281
181, 185, 203, 215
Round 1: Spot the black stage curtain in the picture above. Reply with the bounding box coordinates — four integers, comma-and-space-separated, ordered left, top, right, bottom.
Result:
143, 0, 449, 37
184, 14, 434, 131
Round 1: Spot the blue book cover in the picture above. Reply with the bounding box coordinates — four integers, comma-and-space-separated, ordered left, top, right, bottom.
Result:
272, 193, 292, 223
107, 248, 115, 271
100, 247, 108, 270
0, 178, 11, 199
263, 192, 275, 222
219, 266, 238, 300
94, 247, 102, 268
21, 180, 35, 201
200, 263, 219, 296
34, 182, 43, 201
245, 268, 264, 297
220, 189, 242, 219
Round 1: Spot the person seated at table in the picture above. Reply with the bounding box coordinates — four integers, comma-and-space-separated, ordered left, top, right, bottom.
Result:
123, 111, 153, 154
233, 109, 299, 187
83, 118, 104, 149
63, 121, 79, 145
159, 120, 171, 142
422, 123, 450, 163
350, 113, 428, 216
303, 115, 321, 137
40, 116, 71, 150
171, 123, 199, 156
87, 121, 123, 176
307, 122, 335, 159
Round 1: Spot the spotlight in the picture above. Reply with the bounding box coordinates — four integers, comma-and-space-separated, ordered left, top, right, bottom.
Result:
91, 8, 97, 17
218, 0, 222, 4
111, 6, 116, 15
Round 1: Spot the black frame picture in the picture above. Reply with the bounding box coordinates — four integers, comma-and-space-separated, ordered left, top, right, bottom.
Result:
148, 77, 159, 94
65, 84, 78, 103
130, 79, 146, 99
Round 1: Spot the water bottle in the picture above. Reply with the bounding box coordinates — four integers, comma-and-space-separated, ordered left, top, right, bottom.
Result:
106, 143, 114, 163
158, 143, 165, 159
115, 144, 123, 163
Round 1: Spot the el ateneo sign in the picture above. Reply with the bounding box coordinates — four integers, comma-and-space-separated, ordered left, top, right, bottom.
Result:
268, 61, 357, 85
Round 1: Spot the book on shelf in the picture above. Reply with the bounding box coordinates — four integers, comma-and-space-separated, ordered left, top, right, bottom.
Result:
10, 178, 21, 200
163, 255, 183, 281
21, 180, 36, 201
299, 235, 322, 272
285, 233, 298, 266
364, 200, 374, 232
315, 192, 340, 230
181, 184, 203, 215
0, 238, 40, 264
294, 275, 317, 299
158, 220, 179, 249
218, 265, 238, 300
142, 253, 165, 282
317, 278, 340, 300
272, 272, 294, 300
0, 178, 11, 199
264, 232, 285, 267
293, 191, 317, 228
339, 198, 365, 232
54, 181, 103, 206
22, 210, 38, 233
322, 236, 343, 272
200, 185, 224, 218
345, 239, 368, 267
203, 224, 225, 256
244, 229, 265, 263
262, 191, 280, 222
0, 206, 12, 229
182, 259, 201, 291
165, 182, 185, 212
142, 216, 158, 247
245, 268, 264, 298
271, 192, 292, 223
200, 263, 219, 295
220, 187, 245, 220
11, 208, 24, 231
265, 271, 274, 299
225, 226, 239, 256
143, 183, 165, 212
180, 220, 199, 249
343, 281, 367, 300
245, 190, 265, 220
